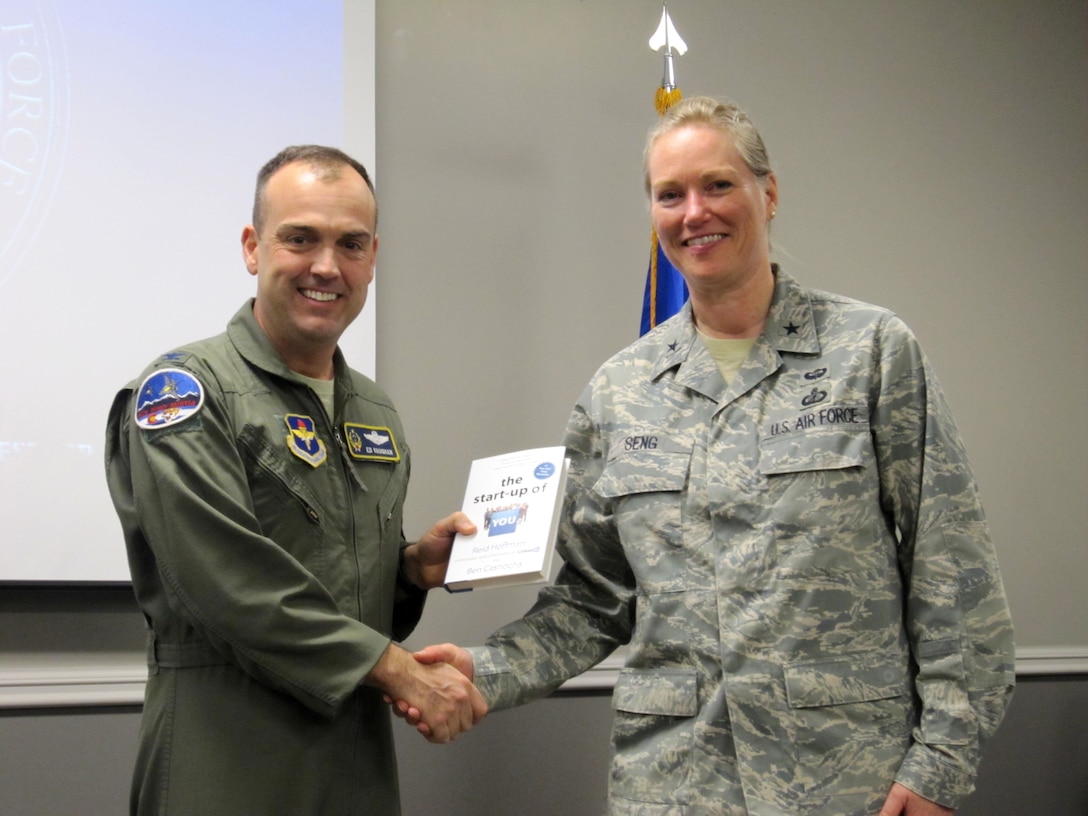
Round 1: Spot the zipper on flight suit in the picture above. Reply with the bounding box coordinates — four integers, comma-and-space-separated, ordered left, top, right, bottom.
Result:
312, 385, 372, 617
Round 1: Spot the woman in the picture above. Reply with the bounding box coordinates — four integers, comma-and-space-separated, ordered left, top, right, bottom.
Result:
411, 97, 1015, 816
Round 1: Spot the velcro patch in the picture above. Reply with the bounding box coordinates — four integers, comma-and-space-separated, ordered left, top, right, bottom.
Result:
285, 414, 327, 467
135, 368, 205, 430
343, 423, 400, 463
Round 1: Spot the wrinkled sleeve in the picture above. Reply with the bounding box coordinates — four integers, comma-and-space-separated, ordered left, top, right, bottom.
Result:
105, 367, 392, 720
470, 381, 636, 711
871, 315, 1015, 807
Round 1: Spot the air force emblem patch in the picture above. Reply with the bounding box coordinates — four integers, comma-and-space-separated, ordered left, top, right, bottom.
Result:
135, 369, 204, 430
285, 414, 327, 467
344, 423, 400, 463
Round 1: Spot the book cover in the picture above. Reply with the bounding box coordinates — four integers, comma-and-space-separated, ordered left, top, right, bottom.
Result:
443, 445, 570, 591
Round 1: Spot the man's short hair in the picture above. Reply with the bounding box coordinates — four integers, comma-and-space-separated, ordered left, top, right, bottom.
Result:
252, 145, 376, 231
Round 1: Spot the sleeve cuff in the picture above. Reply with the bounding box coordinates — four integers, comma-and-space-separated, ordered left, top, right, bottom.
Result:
895, 740, 976, 810
465, 646, 519, 710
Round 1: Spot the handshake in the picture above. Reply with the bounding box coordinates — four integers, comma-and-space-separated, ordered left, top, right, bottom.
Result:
364, 512, 487, 743
369, 641, 485, 744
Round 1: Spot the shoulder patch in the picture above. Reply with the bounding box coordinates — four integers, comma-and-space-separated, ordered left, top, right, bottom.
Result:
134, 368, 205, 430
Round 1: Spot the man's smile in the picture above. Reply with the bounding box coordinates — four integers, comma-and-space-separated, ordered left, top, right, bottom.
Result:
301, 288, 339, 302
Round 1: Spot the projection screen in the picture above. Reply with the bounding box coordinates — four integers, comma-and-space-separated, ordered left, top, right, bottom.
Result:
0, 0, 375, 581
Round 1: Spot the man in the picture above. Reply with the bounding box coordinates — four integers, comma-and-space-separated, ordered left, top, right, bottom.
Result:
105, 145, 486, 816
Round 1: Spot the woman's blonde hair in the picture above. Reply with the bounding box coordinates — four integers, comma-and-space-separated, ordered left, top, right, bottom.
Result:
643, 96, 773, 194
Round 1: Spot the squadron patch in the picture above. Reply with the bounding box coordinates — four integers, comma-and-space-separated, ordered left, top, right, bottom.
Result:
135, 369, 205, 430
343, 423, 401, 463
285, 414, 327, 467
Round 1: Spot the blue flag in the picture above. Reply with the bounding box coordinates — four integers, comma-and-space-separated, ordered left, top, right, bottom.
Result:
640, 232, 688, 335
643, 5, 689, 336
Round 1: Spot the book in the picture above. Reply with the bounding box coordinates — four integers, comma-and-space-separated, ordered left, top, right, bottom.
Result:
443, 445, 570, 591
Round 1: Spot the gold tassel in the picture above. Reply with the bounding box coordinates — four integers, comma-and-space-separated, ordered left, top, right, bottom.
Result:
655, 86, 682, 115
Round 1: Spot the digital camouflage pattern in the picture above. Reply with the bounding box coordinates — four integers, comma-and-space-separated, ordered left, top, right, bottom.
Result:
469, 268, 1014, 815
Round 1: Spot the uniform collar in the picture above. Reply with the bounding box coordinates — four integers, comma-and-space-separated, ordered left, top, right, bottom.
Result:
649, 267, 821, 395
227, 299, 354, 394
763, 267, 820, 356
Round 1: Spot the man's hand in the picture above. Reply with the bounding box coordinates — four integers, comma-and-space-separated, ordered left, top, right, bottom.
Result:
401, 512, 476, 590
387, 643, 476, 738
366, 643, 486, 743
879, 782, 955, 816
414, 642, 475, 679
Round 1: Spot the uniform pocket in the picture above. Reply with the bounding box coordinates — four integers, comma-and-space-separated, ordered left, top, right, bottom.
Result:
594, 447, 691, 593
759, 424, 870, 476
240, 427, 324, 526
757, 422, 879, 549
915, 638, 973, 746
610, 668, 698, 800
239, 426, 330, 578
784, 651, 909, 708
594, 449, 689, 498
782, 651, 913, 796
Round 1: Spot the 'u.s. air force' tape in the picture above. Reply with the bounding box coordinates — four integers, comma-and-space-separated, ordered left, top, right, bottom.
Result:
134, 368, 205, 430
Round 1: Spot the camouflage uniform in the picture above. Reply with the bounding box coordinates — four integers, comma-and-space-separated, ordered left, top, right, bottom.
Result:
469, 268, 1014, 815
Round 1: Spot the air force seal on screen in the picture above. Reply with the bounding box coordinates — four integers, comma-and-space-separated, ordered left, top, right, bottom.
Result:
134, 369, 205, 430
0, 4, 70, 288
343, 423, 400, 463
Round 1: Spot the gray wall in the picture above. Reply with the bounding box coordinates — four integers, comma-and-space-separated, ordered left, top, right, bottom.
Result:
375, 0, 1088, 654
2, 670, 1085, 814
2, 1, 1086, 814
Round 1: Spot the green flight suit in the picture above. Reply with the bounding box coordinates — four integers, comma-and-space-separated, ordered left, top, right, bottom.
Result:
106, 301, 421, 815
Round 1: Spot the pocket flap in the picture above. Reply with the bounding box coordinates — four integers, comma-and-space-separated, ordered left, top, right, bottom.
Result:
759, 424, 870, 476
611, 668, 699, 716
784, 652, 908, 708
595, 449, 689, 498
